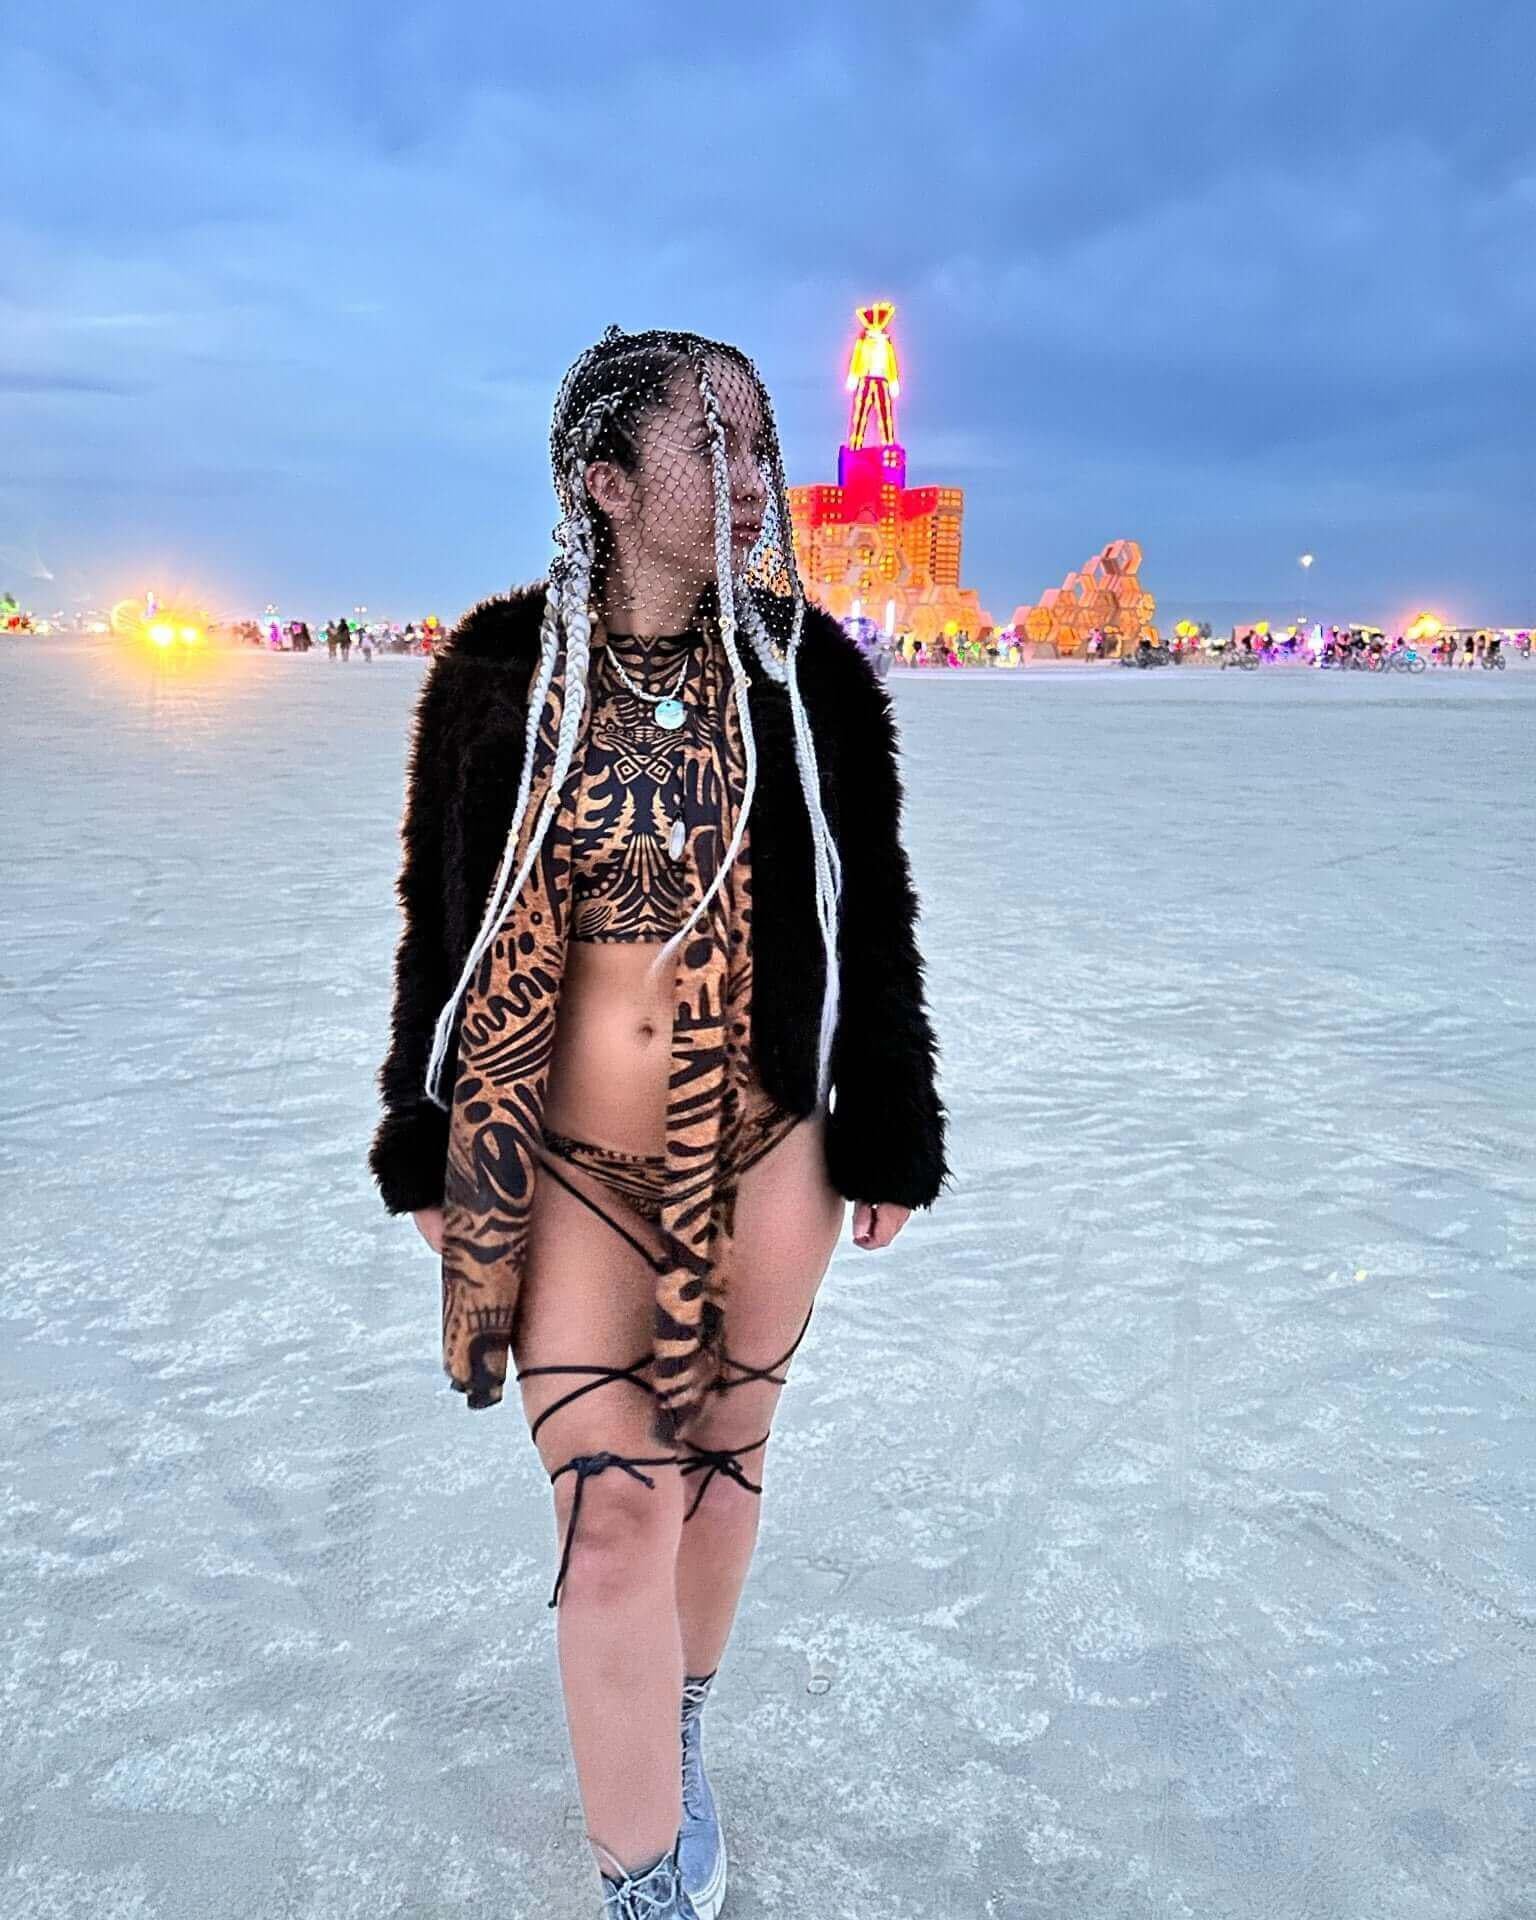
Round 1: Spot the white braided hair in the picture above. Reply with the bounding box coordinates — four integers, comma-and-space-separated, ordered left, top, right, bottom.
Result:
424, 327, 843, 1112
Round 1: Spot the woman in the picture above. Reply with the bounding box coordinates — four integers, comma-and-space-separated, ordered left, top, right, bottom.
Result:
369, 326, 949, 1918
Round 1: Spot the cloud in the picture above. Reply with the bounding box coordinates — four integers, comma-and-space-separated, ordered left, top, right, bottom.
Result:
1, 0, 1532, 621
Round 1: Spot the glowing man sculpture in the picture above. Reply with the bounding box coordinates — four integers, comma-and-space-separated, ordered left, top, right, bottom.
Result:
788, 301, 992, 643
845, 301, 901, 450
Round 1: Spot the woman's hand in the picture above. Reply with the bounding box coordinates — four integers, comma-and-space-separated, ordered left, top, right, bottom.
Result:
412, 1206, 445, 1254
852, 1200, 910, 1250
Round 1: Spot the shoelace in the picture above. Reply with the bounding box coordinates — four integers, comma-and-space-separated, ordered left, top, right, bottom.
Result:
679, 1674, 716, 1821
681, 1674, 716, 1718
595, 1840, 685, 1918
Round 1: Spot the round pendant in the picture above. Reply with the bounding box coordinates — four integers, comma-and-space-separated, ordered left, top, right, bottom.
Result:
668, 817, 687, 861
654, 698, 686, 730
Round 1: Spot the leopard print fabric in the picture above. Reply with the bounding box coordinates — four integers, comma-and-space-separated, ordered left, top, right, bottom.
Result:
440, 614, 770, 1443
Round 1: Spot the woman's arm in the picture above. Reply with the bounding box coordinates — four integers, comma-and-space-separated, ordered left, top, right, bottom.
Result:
821, 642, 952, 1211
368, 657, 462, 1215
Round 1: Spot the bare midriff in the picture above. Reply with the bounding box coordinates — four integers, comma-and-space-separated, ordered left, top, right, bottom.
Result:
540, 938, 679, 1155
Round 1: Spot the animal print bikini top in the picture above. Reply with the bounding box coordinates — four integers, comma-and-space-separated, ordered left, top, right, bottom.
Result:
569, 626, 711, 943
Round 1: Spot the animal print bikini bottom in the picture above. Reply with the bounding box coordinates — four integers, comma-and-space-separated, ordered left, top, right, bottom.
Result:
536, 1082, 804, 1250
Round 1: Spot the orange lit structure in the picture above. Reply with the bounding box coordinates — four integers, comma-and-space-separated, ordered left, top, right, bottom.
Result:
1011, 540, 1156, 657
788, 302, 992, 644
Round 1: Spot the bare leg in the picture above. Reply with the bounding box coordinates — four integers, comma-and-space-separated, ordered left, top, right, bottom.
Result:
674, 1111, 846, 1677
514, 1160, 688, 1882
554, 1474, 686, 1882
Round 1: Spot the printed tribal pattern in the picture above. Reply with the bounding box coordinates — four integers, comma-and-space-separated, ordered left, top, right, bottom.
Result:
440, 622, 770, 1443
569, 629, 700, 943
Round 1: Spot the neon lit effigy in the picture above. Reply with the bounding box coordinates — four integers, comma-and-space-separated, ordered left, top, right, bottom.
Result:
845, 298, 900, 451
787, 303, 992, 645
1011, 540, 1156, 658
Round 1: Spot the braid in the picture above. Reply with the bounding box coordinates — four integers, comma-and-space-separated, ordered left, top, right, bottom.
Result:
738, 376, 844, 1104
545, 397, 626, 818
646, 353, 757, 978
552, 487, 596, 809
422, 407, 612, 1109
648, 354, 844, 1110
769, 390, 845, 1103
423, 567, 565, 1108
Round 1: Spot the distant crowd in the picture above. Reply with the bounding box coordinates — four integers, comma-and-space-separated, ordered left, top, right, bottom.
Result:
878, 623, 1531, 672
230, 617, 442, 658
220, 611, 1530, 677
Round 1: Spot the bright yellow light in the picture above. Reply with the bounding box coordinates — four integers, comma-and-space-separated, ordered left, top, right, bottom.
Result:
149, 623, 175, 646
1406, 611, 1442, 641
180, 626, 201, 644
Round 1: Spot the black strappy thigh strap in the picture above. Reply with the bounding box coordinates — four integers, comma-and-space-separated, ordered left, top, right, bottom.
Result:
672, 1300, 818, 1521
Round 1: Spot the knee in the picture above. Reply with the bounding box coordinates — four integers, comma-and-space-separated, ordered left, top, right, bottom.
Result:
552, 1464, 682, 1599
675, 1424, 773, 1522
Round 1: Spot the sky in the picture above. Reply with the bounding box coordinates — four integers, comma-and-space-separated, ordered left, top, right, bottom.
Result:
4, 0, 1533, 631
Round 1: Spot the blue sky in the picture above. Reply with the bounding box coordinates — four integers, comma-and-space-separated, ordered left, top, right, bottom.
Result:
4, 0, 1532, 629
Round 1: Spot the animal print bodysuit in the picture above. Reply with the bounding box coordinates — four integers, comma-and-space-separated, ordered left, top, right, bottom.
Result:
539, 624, 805, 1224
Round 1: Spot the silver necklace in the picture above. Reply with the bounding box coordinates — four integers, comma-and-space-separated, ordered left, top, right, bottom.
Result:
605, 645, 690, 730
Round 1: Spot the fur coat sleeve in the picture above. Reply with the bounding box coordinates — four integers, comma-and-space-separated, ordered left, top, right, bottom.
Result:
367, 657, 460, 1214
369, 614, 545, 1214
816, 636, 951, 1212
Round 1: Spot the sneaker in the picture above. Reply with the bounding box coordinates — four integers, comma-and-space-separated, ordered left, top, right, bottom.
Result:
678, 1672, 727, 1919
595, 1833, 701, 1918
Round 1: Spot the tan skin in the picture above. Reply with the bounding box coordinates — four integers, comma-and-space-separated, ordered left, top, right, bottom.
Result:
412, 357, 909, 1884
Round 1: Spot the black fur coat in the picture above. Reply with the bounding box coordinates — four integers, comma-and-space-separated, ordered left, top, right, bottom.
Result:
368, 585, 951, 1216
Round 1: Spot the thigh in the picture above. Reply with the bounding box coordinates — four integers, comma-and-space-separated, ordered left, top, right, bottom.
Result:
512, 1154, 680, 1516
687, 1108, 847, 1453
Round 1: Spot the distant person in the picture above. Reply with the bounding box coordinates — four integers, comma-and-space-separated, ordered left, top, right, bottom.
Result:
338, 619, 353, 663
325, 621, 339, 662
